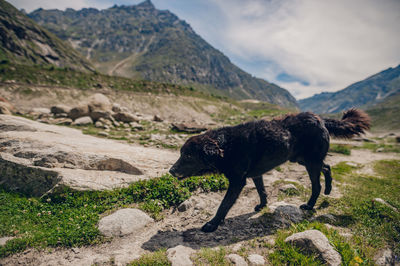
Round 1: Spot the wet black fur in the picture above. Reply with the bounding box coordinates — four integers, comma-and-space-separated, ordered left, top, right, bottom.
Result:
170, 108, 370, 232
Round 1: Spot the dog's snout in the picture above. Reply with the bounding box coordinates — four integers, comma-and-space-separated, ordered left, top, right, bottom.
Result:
169, 167, 176, 176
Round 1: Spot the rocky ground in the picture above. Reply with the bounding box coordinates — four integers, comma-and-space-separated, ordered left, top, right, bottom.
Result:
1, 89, 399, 265
1, 129, 398, 265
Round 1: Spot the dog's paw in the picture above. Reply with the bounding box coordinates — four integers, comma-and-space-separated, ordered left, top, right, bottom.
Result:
324, 186, 332, 195
254, 203, 266, 212
300, 204, 314, 210
201, 222, 219, 233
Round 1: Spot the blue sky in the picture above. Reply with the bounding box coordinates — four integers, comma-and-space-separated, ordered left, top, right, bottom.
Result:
9, 0, 400, 99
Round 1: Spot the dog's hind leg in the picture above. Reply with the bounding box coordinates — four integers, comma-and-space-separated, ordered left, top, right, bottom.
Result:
201, 178, 246, 233
322, 163, 332, 195
252, 175, 267, 211
300, 161, 323, 210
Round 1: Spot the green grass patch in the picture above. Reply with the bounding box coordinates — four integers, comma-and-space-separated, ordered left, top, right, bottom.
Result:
269, 221, 369, 265
192, 247, 229, 266
0, 174, 228, 257
328, 160, 400, 259
129, 249, 170, 266
359, 142, 400, 153
329, 144, 352, 155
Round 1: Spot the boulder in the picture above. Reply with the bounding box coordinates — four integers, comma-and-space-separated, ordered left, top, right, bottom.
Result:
177, 199, 192, 212
285, 230, 342, 266
72, 116, 93, 126
0, 115, 178, 196
171, 122, 207, 133
226, 254, 248, 266
50, 105, 71, 115
89, 110, 113, 122
68, 105, 90, 120
272, 203, 304, 225
247, 254, 265, 265
113, 112, 139, 123
98, 208, 153, 237
0, 102, 11, 115
31, 107, 51, 114
0, 237, 15, 246
374, 249, 395, 265
88, 93, 112, 112
153, 115, 163, 122
52, 118, 73, 126
166, 245, 195, 266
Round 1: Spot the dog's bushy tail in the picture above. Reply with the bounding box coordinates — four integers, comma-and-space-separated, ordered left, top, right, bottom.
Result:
323, 108, 371, 138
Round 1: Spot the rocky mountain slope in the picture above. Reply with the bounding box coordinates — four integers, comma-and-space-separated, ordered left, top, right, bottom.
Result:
299, 64, 400, 113
0, 0, 93, 72
28, 0, 297, 108
366, 91, 400, 131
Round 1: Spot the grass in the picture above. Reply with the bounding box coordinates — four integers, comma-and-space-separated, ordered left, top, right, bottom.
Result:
269, 221, 369, 265
329, 144, 352, 155
0, 173, 228, 258
129, 249, 170, 266
359, 142, 400, 153
329, 160, 400, 259
192, 247, 229, 266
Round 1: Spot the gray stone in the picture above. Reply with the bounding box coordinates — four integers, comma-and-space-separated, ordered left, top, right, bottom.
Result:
98, 208, 153, 237
373, 198, 398, 212
90, 110, 113, 122
153, 115, 163, 122
68, 105, 90, 120
374, 249, 395, 266
226, 254, 248, 266
73, 116, 93, 126
312, 213, 337, 224
0, 237, 15, 246
178, 199, 192, 212
52, 118, 73, 125
51, 105, 71, 115
95, 121, 104, 128
31, 107, 51, 114
247, 254, 265, 265
98, 132, 109, 137
166, 245, 194, 266
0, 102, 12, 115
285, 230, 342, 266
88, 93, 112, 112
113, 112, 139, 123
273, 203, 304, 225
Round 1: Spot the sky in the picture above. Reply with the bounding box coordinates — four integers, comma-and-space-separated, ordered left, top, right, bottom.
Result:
8, 0, 400, 99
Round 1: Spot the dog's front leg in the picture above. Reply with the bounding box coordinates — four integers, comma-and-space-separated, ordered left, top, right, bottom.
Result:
252, 175, 267, 211
201, 178, 246, 233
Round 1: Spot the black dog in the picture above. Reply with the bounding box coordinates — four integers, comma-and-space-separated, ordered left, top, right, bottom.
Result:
169, 109, 370, 232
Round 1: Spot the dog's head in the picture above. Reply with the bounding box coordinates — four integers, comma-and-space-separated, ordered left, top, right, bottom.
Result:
169, 134, 224, 179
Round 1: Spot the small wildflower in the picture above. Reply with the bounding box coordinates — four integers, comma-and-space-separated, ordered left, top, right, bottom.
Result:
46, 198, 51, 202
37, 213, 41, 216
354, 256, 363, 263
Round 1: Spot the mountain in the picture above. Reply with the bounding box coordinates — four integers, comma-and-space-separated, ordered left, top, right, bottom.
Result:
299, 65, 400, 113
0, 0, 93, 72
28, 0, 297, 108
366, 91, 400, 131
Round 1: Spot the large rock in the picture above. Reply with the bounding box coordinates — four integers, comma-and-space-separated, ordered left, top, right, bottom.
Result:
0, 115, 178, 196
0, 102, 11, 115
272, 203, 304, 226
98, 208, 153, 237
88, 93, 112, 112
171, 122, 207, 133
51, 105, 71, 115
374, 249, 395, 266
68, 105, 90, 120
226, 254, 248, 266
285, 230, 342, 266
166, 245, 195, 266
72, 116, 93, 126
89, 110, 113, 122
112, 112, 139, 123
247, 254, 265, 265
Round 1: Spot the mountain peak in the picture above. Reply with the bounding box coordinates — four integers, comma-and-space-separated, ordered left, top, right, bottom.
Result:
137, 0, 155, 9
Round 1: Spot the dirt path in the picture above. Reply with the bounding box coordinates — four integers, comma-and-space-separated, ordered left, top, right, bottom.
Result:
1, 148, 399, 265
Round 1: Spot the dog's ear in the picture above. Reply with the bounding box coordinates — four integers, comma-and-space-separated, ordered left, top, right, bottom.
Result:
203, 137, 224, 158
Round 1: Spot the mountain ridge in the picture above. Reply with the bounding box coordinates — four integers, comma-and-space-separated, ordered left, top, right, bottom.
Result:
299, 64, 400, 113
0, 0, 94, 72
28, 0, 298, 108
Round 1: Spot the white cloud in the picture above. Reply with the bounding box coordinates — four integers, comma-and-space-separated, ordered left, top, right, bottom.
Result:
212, 0, 400, 99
